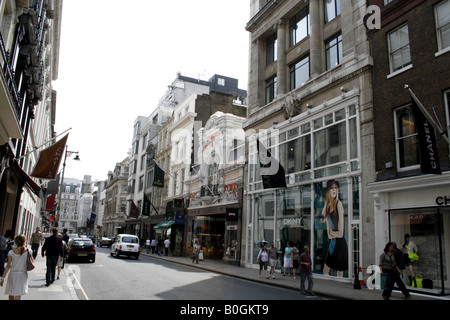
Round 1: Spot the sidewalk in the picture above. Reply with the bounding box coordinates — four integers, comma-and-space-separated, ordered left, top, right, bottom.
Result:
1, 254, 78, 300
2, 250, 448, 300
141, 251, 448, 301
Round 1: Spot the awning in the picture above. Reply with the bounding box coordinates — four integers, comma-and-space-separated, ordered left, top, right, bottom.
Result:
154, 220, 175, 229
10, 160, 41, 197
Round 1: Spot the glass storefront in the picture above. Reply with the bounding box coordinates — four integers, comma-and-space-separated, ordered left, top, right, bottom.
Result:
389, 207, 450, 295
186, 215, 225, 259
247, 100, 362, 279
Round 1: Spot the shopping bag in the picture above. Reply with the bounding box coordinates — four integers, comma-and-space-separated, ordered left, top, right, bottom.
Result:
380, 273, 388, 290
199, 251, 204, 261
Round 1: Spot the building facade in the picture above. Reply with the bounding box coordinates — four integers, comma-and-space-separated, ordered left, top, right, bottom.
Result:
57, 177, 81, 233
243, 0, 375, 282
0, 0, 63, 239
367, 0, 450, 295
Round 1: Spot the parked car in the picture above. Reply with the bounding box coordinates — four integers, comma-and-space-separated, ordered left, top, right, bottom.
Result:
110, 234, 141, 259
66, 238, 96, 263
98, 237, 113, 248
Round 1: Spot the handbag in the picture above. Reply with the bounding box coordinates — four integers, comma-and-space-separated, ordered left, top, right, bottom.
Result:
408, 251, 419, 261
380, 273, 388, 290
27, 250, 35, 271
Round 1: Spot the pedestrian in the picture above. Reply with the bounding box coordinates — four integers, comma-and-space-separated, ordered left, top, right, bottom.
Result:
41, 227, 64, 286
322, 180, 348, 277
0, 234, 32, 300
0, 230, 13, 277
257, 244, 269, 279
30, 227, 43, 260
292, 243, 300, 280
192, 240, 200, 264
157, 237, 163, 256
379, 242, 411, 300
401, 233, 418, 287
146, 239, 151, 253
164, 238, 170, 256
299, 245, 314, 296
56, 233, 67, 280
151, 238, 157, 254
283, 241, 293, 276
268, 242, 278, 279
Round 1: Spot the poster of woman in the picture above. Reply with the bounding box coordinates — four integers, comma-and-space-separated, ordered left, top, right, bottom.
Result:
321, 179, 348, 277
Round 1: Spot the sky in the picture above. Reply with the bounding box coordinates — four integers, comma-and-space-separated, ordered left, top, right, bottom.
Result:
53, 0, 250, 182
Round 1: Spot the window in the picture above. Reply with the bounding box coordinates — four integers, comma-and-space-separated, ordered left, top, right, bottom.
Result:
388, 24, 411, 72
326, 34, 342, 70
218, 78, 225, 86
265, 76, 277, 104
290, 6, 310, 47
324, 0, 341, 23
444, 90, 450, 143
266, 33, 277, 66
290, 55, 310, 90
384, 0, 394, 5
435, 0, 450, 51
394, 106, 420, 170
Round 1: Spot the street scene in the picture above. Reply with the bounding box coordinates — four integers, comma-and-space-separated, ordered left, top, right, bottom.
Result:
1, 0, 450, 306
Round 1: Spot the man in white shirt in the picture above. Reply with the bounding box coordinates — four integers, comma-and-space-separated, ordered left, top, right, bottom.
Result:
164, 238, 170, 256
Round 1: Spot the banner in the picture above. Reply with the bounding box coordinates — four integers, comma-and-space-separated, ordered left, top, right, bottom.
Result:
410, 95, 442, 174
130, 201, 139, 219
45, 194, 56, 212
257, 139, 287, 189
142, 194, 151, 216
226, 208, 238, 222
153, 163, 165, 188
31, 134, 68, 179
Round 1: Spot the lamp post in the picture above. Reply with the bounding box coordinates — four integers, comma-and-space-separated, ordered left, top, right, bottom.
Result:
55, 146, 80, 227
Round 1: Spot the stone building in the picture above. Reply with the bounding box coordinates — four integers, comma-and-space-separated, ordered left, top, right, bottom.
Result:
243, 0, 375, 281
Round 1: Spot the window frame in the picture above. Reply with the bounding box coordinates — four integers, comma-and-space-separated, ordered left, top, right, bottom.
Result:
393, 105, 420, 172
434, 0, 450, 52
289, 6, 310, 47
290, 54, 310, 90
265, 75, 277, 104
325, 33, 343, 70
387, 24, 412, 73
324, 0, 341, 24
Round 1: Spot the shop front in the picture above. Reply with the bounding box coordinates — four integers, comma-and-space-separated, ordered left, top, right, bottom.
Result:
187, 204, 241, 264
246, 101, 365, 281
369, 172, 450, 295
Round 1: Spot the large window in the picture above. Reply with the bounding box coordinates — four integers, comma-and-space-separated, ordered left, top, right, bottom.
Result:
265, 76, 277, 104
388, 24, 411, 72
326, 34, 342, 70
290, 6, 310, 47
324, 0, 341, 23
266, 33, 277, 66
394, 106, 420, 170
435, 0, 450, 52
290, 55, 310, 90
249, 104, 359, 189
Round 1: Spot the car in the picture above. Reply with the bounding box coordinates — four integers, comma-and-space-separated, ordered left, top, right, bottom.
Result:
98, 237, 113, 248
66, 238, 96, 263
110, 234, 141, 259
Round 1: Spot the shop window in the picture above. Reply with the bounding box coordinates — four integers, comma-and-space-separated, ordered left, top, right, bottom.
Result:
389, 208, 449, 294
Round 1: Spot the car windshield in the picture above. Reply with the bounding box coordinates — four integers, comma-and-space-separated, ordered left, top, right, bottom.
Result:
72, 240, 93, 246
122, 237, 138, 243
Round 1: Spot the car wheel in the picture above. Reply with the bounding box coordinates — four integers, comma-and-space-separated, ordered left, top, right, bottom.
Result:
115, 250, 120, 258
135, 254, 139, 260
91, 257, 95, 263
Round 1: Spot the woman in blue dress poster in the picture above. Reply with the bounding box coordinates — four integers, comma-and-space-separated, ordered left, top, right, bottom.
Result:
322, 180, 348, 277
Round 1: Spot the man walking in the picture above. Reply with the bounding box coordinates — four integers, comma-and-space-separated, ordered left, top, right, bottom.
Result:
299, 245, 314, 296
30, 227, 43, 259
42, 228, 64, 286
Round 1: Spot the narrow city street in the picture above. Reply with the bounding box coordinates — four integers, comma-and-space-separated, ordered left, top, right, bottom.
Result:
66, 248, 329, 301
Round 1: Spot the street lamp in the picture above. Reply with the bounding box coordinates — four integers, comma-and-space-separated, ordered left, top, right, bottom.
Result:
55, 146, 80, 226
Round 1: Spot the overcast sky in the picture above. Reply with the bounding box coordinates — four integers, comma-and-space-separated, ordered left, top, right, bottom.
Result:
53, 0, 250, 182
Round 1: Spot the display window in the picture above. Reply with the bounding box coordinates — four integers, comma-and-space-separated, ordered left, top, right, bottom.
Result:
389, 207, 450, 294
186, 215, 225, 259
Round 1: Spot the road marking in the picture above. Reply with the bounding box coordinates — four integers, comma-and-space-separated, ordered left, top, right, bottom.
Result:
67, 266, 89, 300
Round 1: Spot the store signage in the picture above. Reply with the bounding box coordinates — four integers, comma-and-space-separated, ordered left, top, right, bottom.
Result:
436, 195, 450, 206
283, 218, 302, 227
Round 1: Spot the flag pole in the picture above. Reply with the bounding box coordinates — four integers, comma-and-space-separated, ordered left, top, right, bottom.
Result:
16, 128, 72, 160
405, 85, 450, 145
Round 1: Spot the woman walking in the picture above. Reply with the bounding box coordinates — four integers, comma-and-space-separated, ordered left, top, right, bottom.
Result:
1, 235, 33, 300
257, 244, 269, 279
379, 242, 410, 300
283, 242, 293, 276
